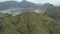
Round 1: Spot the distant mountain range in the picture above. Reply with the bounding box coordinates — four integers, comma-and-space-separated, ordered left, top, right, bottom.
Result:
0, 0, 43, 10
0, 0, 60, 17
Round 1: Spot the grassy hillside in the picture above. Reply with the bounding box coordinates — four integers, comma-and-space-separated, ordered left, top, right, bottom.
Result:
0, 12, 60, 34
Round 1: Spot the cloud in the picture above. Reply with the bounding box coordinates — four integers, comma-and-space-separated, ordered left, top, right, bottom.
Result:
26, 0, 60, 4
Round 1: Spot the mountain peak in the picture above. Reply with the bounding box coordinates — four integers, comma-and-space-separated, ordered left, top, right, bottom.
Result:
21, 0, 27, 2
22, 0, 26, 1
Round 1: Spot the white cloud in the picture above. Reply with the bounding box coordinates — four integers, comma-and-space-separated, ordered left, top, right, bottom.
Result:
26, 0, 60, 4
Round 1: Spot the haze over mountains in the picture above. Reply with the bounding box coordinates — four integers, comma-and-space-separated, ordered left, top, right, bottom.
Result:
0, 0, 44, 15
0, 0, 60, 34
0, 0, 60, 15
0, 0, 60, 19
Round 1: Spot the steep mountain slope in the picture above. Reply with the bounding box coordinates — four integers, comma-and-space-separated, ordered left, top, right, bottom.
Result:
37, 3, 60, 20
0, 12, 58, 34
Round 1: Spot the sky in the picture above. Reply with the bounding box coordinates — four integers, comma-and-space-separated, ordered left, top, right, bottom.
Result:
0, 0, 60, 6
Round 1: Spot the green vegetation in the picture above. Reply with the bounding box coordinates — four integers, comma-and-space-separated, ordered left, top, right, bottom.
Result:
0, 12, 60, 34
0, 1, 60, 34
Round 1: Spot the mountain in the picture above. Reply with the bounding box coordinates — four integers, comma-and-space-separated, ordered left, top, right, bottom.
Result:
0, 11, 60, 34
0, 0, 43, 10
36, 3, 60, 20
43, 3, 60, 20
19, 0, 41, 9
0, 1, 19, 10
0, 0, 43, 15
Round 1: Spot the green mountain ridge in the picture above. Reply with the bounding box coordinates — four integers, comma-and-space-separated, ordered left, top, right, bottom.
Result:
0, 12, 60, 34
